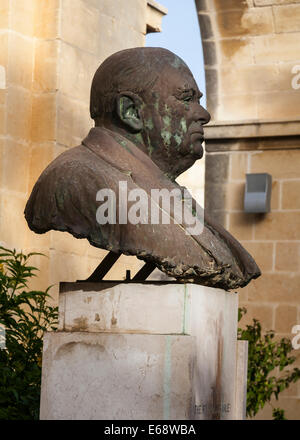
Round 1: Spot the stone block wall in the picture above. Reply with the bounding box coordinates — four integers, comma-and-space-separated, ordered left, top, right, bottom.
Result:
204, 144, 300, 419
196, 0, 300, 418
197, 0, 300, 121
0, 0, 166, 299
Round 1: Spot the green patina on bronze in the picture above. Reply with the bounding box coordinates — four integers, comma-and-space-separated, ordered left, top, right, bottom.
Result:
171, 55, 186, 70
161, 129, 172, 146
180, 118, 187, 133
144, 118, 154, 131
132, 132, 144, 145
119, 139, 130, 152
162, 115, 171, 127
174, 133, 183, 148
146, 133, 154, 156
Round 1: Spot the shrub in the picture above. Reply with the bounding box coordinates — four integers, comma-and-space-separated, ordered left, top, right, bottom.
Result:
0, 247, 58, 420
238, 307, 300, 420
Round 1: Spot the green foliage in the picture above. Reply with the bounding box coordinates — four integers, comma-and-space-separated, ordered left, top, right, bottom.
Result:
238, 307, 300, 420
0, 246, 58, 420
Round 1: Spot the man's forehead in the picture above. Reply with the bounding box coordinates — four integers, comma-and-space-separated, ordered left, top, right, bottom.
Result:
154, 63, 201, 96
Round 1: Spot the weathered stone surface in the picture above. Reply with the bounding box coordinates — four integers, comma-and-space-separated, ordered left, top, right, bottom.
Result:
254, 33, 300, 63
230, 153, 248, 181
275, 304, 298, 333
246, 273, 300, 303
6, 87, 31, 141
205, 153, 229, 183
202, 41, 217, 66
275, 242, 300, 272
33, 40, 59, 92
7, 33, 34, 89
220, 38, 252, 65
239, 302, 274, 330
0, 0, 9, 29
58, 283, 187, 334
282, 181, 300, 210
57, 282, 238, 338
217, 8, 274, 38
251, 150, 300, 179
257, 91, 300, 120
60, 0, 100, 53
0, 193, 28, 249
56, 93, 92, 148
34, 0, 60, 39
1, 139, 30, 193
40, 332, 195, 420
273, 3, 300, 32
59, 41, 99, 103
28, 142, 54, 192
31, 93, 56, 142
9, 0, 35, 36
218, 93, 258, 121
198, 14, 214, 40
228, 213, 254, 241
97, 0, 147, 34
240, 242, 274, 273
234, 340, 248, 420
187, 284, 238, 420
255, 212, 300, 240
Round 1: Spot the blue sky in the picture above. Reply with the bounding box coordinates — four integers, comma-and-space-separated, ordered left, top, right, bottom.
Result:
146, 0, 206, 104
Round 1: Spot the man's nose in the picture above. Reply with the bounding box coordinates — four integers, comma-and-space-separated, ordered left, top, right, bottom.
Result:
198, 105, 211, 125
191, 103, 211, 125
201, 106, 211, 125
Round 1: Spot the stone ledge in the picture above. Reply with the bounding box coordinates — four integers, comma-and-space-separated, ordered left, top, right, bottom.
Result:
146, 0, 168, 33
205, 119, 300, 140
204, 119, 300, 151
147, 0, 168, 16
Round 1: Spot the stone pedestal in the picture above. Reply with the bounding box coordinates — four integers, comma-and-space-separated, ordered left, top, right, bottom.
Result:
40, 282, 247, 420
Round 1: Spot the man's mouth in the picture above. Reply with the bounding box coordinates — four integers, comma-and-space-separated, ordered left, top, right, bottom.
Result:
189, 132, 204, 157
189, 123, 204, 137
190, 132, 204, 143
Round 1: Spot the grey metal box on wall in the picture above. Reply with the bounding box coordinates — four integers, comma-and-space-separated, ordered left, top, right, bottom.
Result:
244, 173, 272, 213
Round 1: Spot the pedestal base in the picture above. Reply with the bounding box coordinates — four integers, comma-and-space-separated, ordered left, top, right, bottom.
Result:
40, 282, 247, 420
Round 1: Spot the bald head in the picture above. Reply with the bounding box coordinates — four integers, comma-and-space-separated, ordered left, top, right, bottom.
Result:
90, 47, 189, 120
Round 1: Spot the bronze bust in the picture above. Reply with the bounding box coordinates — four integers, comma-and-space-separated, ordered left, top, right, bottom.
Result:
25, 47, 260, 290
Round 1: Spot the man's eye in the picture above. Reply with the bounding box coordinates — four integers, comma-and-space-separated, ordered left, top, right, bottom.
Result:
183, 96, 193, 102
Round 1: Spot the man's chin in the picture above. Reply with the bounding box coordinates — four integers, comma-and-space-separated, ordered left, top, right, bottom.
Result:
191, 140, 204, 158
189, 132, 204, 156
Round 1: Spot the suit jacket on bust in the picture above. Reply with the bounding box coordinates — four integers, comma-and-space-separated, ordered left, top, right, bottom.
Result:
25, 127, 260, 290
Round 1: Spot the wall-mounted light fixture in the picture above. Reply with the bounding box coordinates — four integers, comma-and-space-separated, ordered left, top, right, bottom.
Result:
244, 173, 272, 213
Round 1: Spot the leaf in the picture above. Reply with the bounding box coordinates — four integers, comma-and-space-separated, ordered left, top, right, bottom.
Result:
0, 246, 58, 420
240, 306, 300, 419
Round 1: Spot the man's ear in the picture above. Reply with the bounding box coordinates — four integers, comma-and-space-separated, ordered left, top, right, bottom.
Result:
116, 92, 143, 132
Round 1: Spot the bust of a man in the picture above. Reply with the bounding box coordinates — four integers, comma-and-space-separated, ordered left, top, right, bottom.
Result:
25, 47, 260, 289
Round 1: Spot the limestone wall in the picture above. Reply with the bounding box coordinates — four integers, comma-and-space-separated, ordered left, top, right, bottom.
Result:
0, 0, 166, 298
196, 0, 300, 418
197, 0, 300, 121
